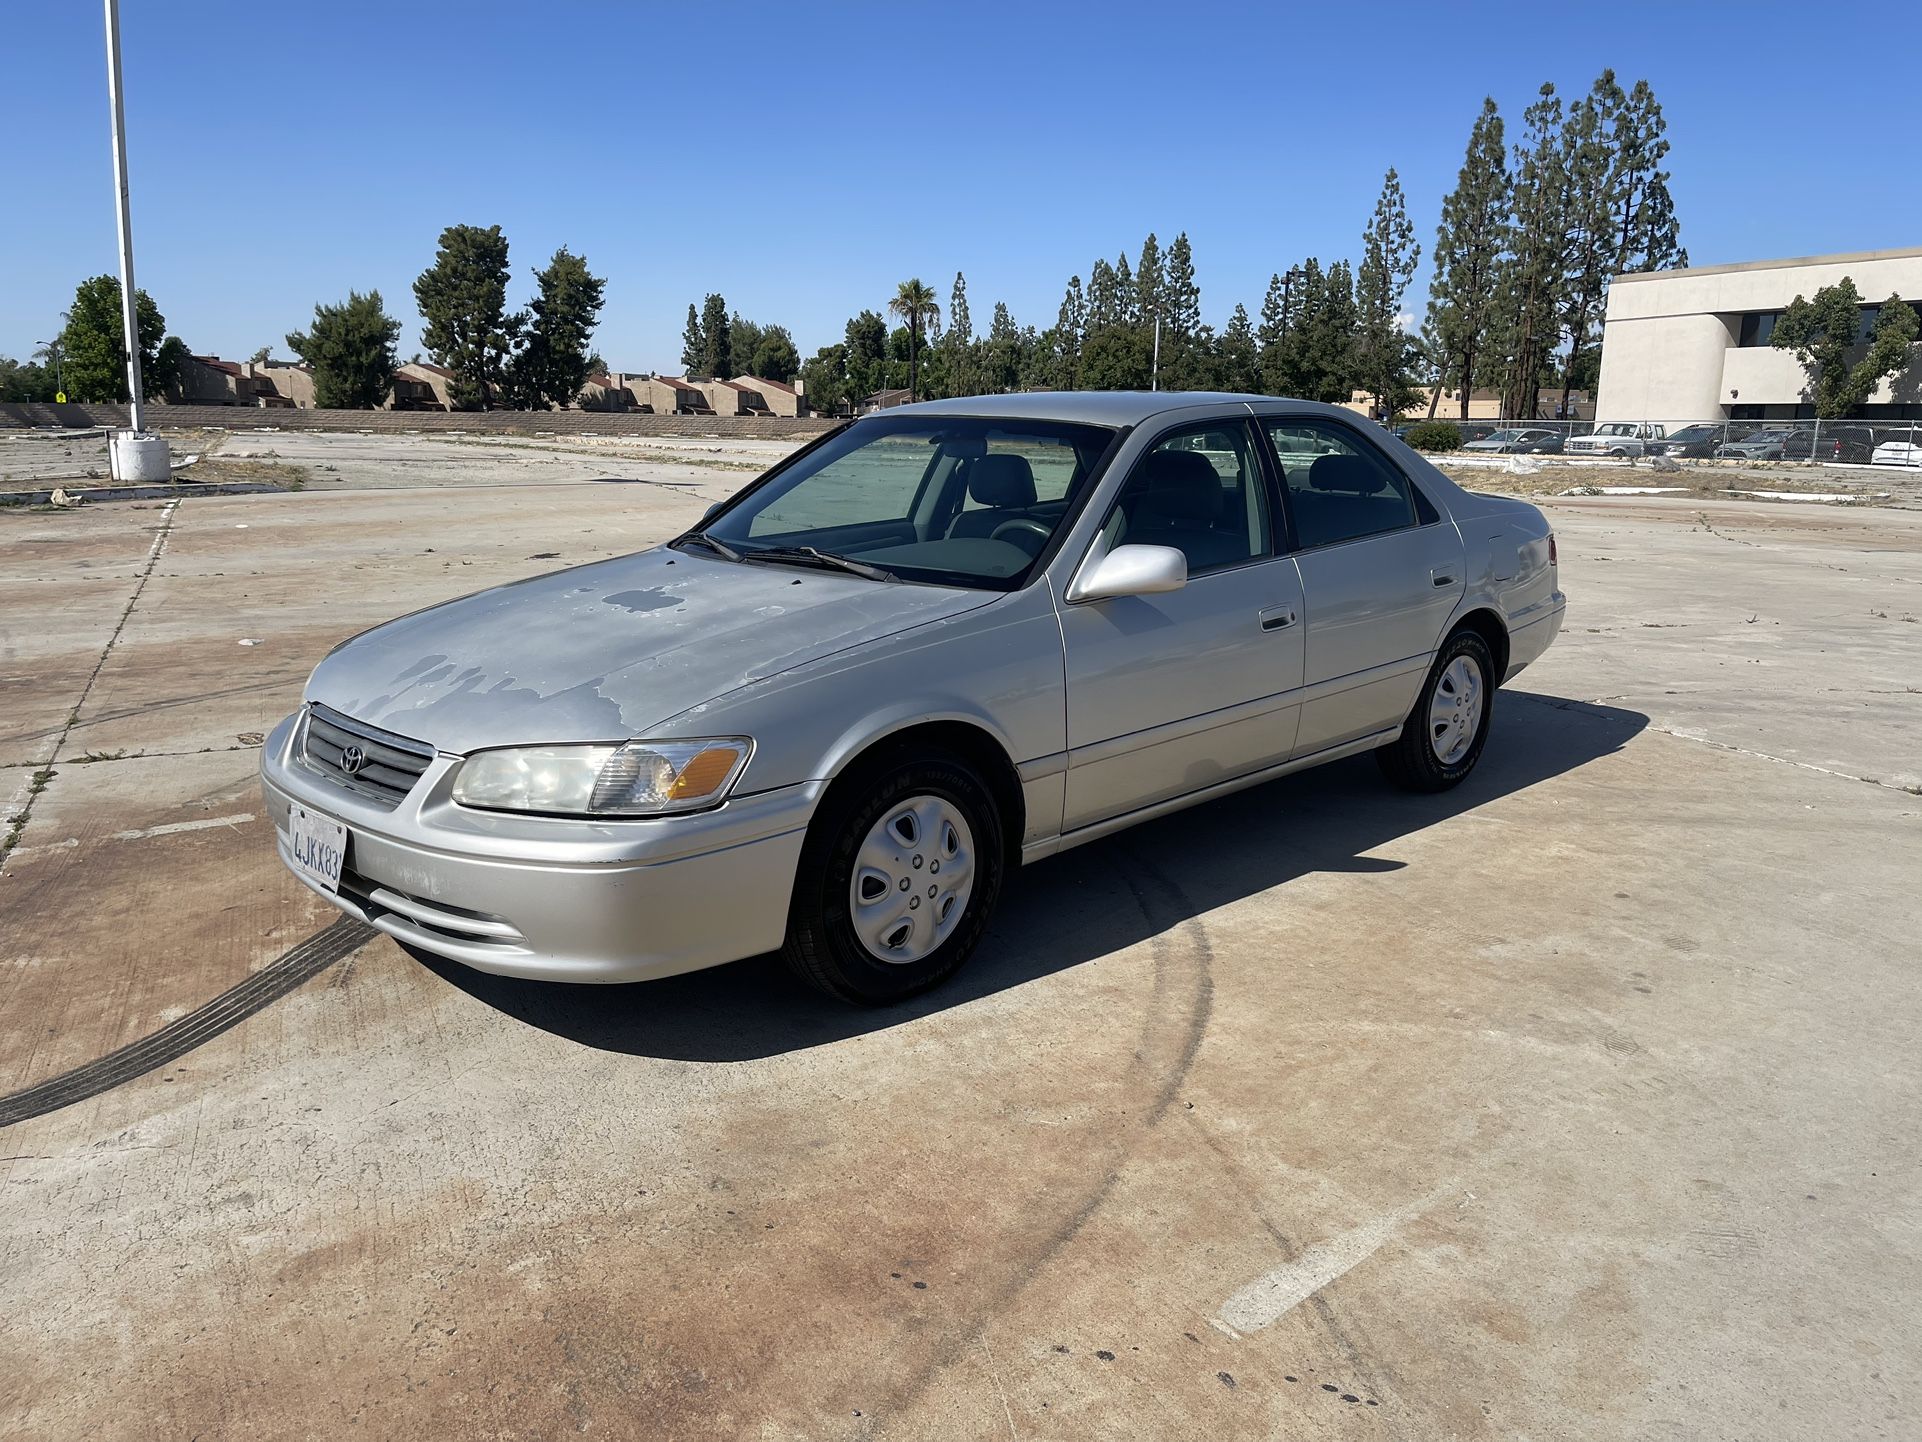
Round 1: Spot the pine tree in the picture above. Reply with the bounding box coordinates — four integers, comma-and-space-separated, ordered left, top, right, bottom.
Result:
1553, 72, 1627, 417
1610, 79, 1685, 276
985, 301, 1022, 392
1135, 233, 1164, 329
1052, 276, 1087, 389
1161, 232, 1209, 389
1256, 272, 1288, 393
1087, 259, 1120, 329
942, 271, 978, 398
680, 303, 704, 373
1308, 260, 1359, 404
1354, 168, 1422, 418
507, 247, 605, 409
1425, 98, 1511, 419
1114, 254, 1136, 327
1217, 304, 1258, 393
699, 293, 732, 379
1493, 85, 1570, 419
413, 223, 519, 409
286, 290, 400, 409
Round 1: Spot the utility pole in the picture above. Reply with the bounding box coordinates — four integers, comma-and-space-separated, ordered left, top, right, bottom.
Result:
1151, 311, 1162, 391
102, 0, 168, 477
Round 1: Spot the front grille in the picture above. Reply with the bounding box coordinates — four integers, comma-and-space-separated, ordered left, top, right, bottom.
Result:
299, 703, 435, 809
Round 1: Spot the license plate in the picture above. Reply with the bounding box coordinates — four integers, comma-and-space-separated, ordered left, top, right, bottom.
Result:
287, 803, 347, 892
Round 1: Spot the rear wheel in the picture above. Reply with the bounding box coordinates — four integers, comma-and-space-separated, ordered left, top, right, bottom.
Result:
1377, 628, 1495, 793
783, 749, 1004, 1005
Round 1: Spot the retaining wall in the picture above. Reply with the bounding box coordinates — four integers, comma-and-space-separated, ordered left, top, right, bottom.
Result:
0, 401, 837, 441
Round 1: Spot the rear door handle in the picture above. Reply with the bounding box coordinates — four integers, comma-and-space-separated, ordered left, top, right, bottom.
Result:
1258, 606, 1297, 632
1431, 569, 1458, 588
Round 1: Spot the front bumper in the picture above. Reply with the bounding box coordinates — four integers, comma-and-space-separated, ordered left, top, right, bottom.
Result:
260, 713, 818, 983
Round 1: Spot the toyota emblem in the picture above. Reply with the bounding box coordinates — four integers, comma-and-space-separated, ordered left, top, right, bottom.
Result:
339, 744, 367, 775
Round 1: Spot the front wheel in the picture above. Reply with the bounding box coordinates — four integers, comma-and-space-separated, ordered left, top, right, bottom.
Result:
1377, 629, 1496, 792
782, 750, 1005, 1005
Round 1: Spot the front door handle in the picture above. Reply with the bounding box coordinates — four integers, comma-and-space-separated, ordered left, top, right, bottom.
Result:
1258, 606, 1297, 632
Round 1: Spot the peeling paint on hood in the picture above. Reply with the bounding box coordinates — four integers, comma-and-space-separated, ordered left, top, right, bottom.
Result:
306, 548, 992, 752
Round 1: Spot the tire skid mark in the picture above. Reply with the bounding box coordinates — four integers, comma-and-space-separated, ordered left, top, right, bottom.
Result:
1, 499, 179, 867
0, 917, 375, 1130
871, 840, 1215, 1434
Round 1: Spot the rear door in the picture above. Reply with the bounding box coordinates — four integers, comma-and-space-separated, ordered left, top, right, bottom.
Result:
1259, 417, 1464, 756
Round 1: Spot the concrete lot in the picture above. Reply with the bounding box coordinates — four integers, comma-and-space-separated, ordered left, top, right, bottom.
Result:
1, 437, 1917, 1440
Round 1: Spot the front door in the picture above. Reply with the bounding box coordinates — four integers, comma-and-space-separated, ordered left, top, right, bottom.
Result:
1059, 420, 1305, 833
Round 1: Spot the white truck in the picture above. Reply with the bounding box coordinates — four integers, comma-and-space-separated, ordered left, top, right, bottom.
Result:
1565, 421, 1667, 458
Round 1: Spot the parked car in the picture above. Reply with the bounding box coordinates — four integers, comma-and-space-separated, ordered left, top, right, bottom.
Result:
1872, 439, 1922, 468
1565, 421, 1667, 458
264, 393, 1564, 1004
1648, 423, 1736, 458
1462, 427, 1566, 455
1717, 427, 1874, 462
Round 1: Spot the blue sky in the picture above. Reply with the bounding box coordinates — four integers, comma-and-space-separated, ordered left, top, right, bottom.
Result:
4, 1, 1917, 373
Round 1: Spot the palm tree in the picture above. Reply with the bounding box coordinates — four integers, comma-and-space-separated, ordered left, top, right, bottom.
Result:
889, 278, 941, 401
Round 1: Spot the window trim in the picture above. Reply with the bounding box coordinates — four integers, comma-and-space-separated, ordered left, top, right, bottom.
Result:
1254, 413, 1437, 553
1076, 416, 1280, 589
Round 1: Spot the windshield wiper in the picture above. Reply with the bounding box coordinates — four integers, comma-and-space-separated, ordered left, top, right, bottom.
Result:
740, 545, 898, 582
679, 531, 742, 562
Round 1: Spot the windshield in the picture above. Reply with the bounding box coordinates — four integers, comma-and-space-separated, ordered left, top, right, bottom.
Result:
1481, 430, 1521, 441
690, 415, 1118, 590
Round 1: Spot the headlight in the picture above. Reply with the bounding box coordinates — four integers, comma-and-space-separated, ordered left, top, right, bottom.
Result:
452, 738, 752, 816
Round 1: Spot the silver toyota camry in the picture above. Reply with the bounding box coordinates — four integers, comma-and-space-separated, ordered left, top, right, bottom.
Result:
263, 393, 1564, 1003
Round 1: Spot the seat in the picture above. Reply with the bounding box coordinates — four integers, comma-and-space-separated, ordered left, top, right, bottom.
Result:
1121, 449, 1249, 572
946, 454, 1038, 540
1291, 452, 1400, 548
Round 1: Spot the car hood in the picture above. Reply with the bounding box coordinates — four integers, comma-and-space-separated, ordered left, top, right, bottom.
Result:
306, 547, 993, 752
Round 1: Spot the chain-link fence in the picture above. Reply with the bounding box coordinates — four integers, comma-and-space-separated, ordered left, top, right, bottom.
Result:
1392, 416, 1922, 467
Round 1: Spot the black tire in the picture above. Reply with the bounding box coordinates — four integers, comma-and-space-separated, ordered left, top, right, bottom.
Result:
1377, 628, 1497, 793
782, 748, 1005, 1005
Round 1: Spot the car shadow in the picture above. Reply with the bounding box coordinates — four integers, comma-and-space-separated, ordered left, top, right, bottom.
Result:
413, 691, 1648, 1062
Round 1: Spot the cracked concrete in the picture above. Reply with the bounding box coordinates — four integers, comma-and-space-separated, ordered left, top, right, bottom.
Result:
0, 471, 1917, 1441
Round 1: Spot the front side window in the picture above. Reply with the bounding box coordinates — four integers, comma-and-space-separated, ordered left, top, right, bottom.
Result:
1263, 420, 1418, 549
1100, 423, 1271, 576
695, 415, 1116, 589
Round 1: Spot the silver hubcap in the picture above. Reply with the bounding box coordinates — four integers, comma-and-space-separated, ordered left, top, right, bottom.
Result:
1429, 654, 1484, 765
849, 795, 975, 965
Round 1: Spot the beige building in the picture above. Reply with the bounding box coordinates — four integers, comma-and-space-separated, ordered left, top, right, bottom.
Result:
389, 361, 456, 410
732, 375, 803, 417
1341, 386, 1592, 424
628, 375, 713, 415
1594, 246, 1922, 425
167, 355, 316, 408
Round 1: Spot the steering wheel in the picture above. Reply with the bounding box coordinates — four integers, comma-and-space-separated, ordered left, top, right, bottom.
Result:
989, 517, 1052, 555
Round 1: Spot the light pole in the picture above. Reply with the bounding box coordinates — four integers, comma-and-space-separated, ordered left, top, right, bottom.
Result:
1279, 266, 1306, 337
35, 341, 62, 400
102, 0, 168, 478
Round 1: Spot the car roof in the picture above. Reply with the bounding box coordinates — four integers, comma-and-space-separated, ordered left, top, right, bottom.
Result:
874, 390, 1365, 428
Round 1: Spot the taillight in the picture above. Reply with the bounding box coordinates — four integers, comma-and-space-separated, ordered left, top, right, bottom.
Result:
1548, 533, 1558, 567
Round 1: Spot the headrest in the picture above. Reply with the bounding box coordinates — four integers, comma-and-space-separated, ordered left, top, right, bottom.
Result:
967, 454, 1036, 508
1137, 449, 1223, 522
1307, 453, 1388, 495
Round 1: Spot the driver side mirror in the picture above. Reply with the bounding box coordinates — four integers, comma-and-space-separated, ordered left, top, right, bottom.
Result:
1069, 543, 1188, 602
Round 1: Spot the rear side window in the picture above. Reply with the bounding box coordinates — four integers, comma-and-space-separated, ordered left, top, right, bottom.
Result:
1263, 421, 1418, 549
